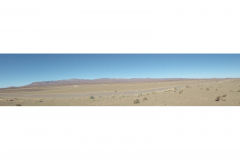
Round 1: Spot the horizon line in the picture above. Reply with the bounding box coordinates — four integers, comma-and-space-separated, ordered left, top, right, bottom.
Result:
1, 77, 240, 89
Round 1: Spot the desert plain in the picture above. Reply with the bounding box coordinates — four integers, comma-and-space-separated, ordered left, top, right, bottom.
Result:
0, 78, 240, 106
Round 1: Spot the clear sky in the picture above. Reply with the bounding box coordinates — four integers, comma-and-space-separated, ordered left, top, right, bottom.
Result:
0, 54, 240, 88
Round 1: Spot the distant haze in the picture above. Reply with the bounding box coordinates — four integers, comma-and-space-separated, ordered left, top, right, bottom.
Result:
0, 54, 240, 88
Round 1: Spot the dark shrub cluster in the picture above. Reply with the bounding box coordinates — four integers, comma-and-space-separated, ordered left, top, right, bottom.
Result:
133, 99, 140, 104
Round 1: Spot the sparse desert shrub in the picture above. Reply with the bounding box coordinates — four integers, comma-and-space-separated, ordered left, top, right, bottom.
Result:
143, 97, 148, 101
179, 90, 183, 94
215, 96, 221, 101
16, 104, 22, 106
114, 90, 118, 93
133, 99, 140, 104
206, 88, 210, 91
185, 85, 190, 88
215, 94, 227, 102
222, 94, 227, 97
237, 89, 240, 92
90, 96, 95, 100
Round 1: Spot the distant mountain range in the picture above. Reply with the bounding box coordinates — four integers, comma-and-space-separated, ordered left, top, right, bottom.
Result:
1, 78, 231, 89
27, 78, 193, 87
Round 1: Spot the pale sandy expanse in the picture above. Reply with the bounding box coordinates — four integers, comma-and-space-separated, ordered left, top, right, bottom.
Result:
0, 79, 240, 106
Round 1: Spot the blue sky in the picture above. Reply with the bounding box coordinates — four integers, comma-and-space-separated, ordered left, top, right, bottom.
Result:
0, 54, 240, 88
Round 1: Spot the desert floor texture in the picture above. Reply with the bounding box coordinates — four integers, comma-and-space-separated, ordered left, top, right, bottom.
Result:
0, 79, 240, 106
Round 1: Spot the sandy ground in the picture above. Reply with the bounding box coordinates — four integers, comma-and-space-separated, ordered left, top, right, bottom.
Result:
0, 79, 240, 106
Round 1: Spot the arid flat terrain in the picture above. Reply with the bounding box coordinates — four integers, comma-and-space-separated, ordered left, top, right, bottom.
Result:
0, 79, 240, 106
